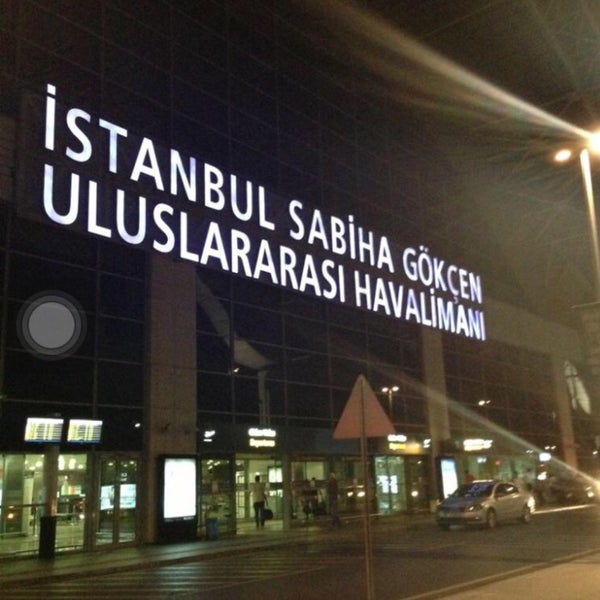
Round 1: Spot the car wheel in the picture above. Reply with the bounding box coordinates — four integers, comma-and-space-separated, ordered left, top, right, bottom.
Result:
485, 508, 497, 529
521, 505, 531, 524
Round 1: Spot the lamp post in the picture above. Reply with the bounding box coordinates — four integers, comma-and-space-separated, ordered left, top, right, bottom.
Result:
554, 136, 600, 301
381, 385, 399, 419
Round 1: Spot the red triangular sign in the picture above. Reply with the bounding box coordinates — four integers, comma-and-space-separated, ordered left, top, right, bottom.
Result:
333, 374, 395, 439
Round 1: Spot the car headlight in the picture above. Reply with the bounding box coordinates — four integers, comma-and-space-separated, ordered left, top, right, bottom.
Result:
464, 503, 483, 512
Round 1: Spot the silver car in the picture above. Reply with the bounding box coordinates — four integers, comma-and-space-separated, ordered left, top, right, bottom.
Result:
436, 480, 533, 530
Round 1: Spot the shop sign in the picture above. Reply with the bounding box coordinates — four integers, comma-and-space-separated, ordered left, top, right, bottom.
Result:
248, 427, 276, 448
463, 438, 493, 452
16, 84, 486, 340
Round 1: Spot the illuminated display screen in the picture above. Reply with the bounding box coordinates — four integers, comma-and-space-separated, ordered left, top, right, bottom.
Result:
67, 419, 102, 443
16, 84, 486, 341
24, 417, 64, 443
100, 484, 114, 510
120, 484, 136, 509
163, 457, 197, 521
440, 457, 459, 498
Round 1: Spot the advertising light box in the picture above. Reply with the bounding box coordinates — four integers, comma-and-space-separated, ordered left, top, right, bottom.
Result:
157, 455, 198, 543
439, 457, 459, 498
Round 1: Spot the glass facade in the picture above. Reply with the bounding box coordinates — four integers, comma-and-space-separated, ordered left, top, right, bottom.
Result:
0, 0, 593, 559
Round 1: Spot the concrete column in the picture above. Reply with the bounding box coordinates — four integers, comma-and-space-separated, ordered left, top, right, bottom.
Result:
421, 328, 450, 507
551, 356, 578, 470
142, 255, 197, 543
282, 455, 292, 530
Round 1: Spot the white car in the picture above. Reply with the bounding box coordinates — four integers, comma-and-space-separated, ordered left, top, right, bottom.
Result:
436, 480, 534, 530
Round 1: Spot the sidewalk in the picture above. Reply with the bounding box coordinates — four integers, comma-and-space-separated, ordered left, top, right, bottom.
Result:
435, 548, 600, 600
0, 524, 303, 588
0, 514, 425, 588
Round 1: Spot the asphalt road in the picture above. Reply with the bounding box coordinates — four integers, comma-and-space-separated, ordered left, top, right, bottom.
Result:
5, 505, 600, 600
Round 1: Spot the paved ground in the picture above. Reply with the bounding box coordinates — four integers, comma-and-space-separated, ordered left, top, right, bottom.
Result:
2, 513, 600, 599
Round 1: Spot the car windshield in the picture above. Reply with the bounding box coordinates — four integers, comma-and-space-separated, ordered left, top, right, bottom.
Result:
451, 482, 494, 498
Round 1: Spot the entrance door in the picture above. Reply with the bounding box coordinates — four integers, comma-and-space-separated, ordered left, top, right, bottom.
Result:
374, 456, 406, 513
96, 457, 138, 546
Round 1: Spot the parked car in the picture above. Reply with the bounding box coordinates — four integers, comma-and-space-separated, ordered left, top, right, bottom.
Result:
436, 480, 534, 530
534, 473, 597, 507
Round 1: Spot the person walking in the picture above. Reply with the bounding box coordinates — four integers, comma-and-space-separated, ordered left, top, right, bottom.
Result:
327, 472, 341, 527
252, 474, 267, 528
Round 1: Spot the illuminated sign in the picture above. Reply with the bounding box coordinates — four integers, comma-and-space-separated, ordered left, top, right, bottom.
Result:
24, 417, 64, 443
162, 457, 197, 521
67, 419, 102, 444
203, 430, 216, 443
17, 84, 486, 340
463, 438, 493, 452
248, 427, 277, 448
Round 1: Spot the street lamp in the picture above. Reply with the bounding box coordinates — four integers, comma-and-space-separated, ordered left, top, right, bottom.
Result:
381, 385, 399, 419
554, 132, 600, 301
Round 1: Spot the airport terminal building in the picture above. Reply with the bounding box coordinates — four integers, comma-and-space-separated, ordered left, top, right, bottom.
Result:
0, 1, 596, 557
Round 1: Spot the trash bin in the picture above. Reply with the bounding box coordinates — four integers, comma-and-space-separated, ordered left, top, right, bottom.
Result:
39, 515, 57, 559
206, 517, 219, 541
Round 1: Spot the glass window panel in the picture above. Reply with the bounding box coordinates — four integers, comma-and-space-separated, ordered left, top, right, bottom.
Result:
267, 379, 285, 416
285, 316, 328, 352
233, 375, 261, 416
97, 361, 143, 407
232, 277, 282, 308
329, 356, 367, 388
234, 305, 282, 345
287, 383, 330, 418
105, 8, 169, 69
97, 407, 143, 450
172, 14, 227, 64
198, 372, 232, 412
8, 255, 95, 310
173, 78, 228, 132
99, 241, 145, 278
100, 274, 144, 320
285, 350, 329, 385
197, 332, 230, 373
12, 219, 96, 266
329, 325, 367, 360
5, 350, 93, 403
367, 333, 401, 365
403, 395, 426, 425
98, 317, 143, 362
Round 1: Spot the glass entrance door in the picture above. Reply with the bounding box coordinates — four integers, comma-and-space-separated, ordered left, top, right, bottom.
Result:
96, 457, 138, 546
374, 455, 406, 513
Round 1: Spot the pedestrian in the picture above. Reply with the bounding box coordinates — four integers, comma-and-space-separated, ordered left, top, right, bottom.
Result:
252, 474, 267, 528
327, 472, 341, 527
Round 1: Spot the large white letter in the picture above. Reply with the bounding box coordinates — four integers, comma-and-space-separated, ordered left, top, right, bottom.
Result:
288, 200, 304, 241
43, 164, 79, 225
99, 119, 128, 174
116, 190, 146, 245
200, 222, 229, 269
87, 180, 112, 238
204, 164, 225, 210
65, 108, 92, 163
153, 204, 175, 253
171, 150, 197, 202
45, 84, 56, 151
131, 138, 165, 191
